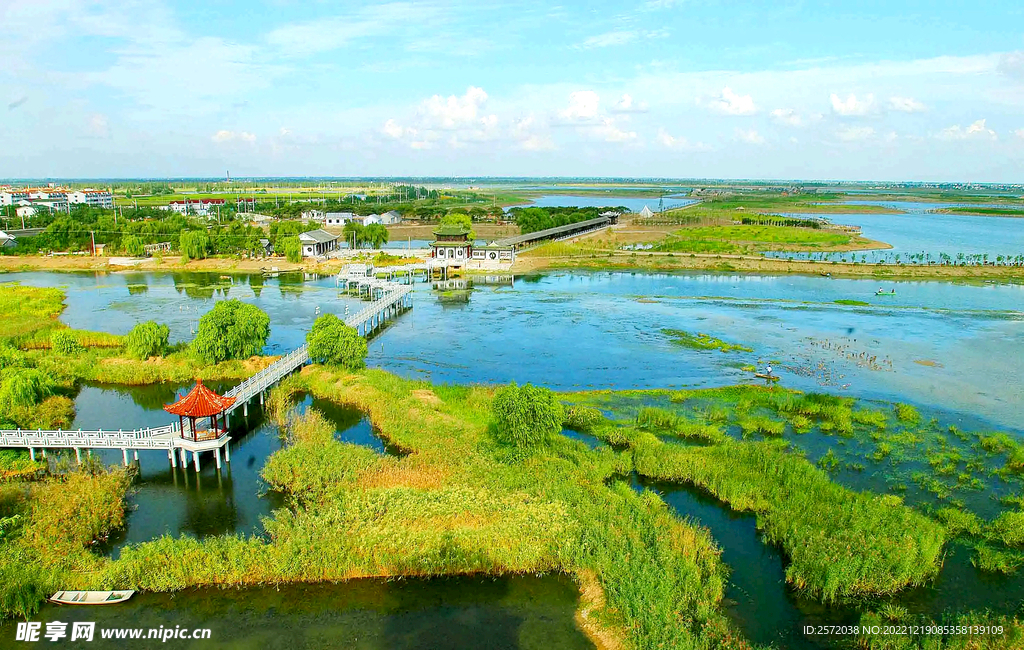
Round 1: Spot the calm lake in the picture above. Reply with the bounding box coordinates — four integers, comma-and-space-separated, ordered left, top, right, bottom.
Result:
4, 267, 1023, 647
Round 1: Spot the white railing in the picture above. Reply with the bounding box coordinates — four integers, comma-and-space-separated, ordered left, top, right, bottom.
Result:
0, 425, 177, 449
0, 279, 415, 452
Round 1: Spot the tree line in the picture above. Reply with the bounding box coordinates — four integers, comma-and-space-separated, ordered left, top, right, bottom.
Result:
509, 206, 628, 235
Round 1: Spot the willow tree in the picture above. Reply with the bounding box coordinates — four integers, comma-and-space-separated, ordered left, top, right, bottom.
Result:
191, 300, 270, 363
179, 231, 210, 262
306, 314, 366, 369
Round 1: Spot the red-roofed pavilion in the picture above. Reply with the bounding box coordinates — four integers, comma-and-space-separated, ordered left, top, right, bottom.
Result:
163, 379, 236, 441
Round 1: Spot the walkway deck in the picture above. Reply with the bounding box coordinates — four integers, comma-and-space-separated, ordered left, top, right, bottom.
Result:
0, 272, 416, 471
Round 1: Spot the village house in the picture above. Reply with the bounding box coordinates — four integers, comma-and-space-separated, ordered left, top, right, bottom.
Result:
298, 229, 339, 258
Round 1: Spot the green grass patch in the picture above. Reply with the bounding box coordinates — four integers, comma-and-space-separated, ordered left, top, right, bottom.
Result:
660, 329, 753, 353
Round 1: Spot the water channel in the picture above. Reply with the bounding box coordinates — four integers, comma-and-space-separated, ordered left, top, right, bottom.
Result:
3, 266, 1023, 646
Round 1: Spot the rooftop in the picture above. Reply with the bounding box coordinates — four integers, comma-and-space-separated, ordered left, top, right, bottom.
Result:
433, 224, 471, 237
298, 228, 339, 244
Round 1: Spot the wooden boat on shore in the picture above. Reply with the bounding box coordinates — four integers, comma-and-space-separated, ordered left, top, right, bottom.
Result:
48, 590, 135, 605
754, 373, 780, 382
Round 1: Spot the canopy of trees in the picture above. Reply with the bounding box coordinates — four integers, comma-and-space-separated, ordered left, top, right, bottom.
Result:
191, 300, 270, 363
306, 314, 366, 369
508, 206, 627, 235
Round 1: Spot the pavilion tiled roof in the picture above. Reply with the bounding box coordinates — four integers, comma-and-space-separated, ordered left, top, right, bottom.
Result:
163, 379, 236, 417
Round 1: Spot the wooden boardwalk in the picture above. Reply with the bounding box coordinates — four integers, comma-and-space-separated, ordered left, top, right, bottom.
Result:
0, 275, 415, 471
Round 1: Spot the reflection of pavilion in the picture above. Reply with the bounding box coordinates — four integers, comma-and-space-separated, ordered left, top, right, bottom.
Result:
163, 379, 234, 471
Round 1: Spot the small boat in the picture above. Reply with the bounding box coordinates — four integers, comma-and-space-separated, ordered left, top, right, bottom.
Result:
48, 590, 135, 605
754, 373, 780, 382
875, 289, 896, 296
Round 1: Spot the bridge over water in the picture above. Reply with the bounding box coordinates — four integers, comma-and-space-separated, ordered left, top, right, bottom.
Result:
0, 270, 414, 472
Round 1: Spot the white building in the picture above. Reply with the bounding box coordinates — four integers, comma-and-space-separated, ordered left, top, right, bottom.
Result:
0, 231, 17, 248
379, 210, 402, 225
16, 206, 37, 219
0, 190, 29, 206
167, 199, 225, 217
298, 229, 339, 257
68, 189, 114, 209
324, 212, 357, 226
362, 214, 383, 226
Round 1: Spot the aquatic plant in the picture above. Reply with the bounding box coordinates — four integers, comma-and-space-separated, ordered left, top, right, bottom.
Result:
737, 415, 785, 437
562, 405, 604, 432
933, 507, 983, 537
894, 403, 920, 425
817, 449, 840, 472
987, 511, 1024, 547
49, 330, 83, 356
633, 438, 946, 601
660, 329, 753, 353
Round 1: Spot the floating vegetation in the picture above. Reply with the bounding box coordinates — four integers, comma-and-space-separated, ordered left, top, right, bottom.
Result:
660, 329, 753, 353
833, 299, 870, 306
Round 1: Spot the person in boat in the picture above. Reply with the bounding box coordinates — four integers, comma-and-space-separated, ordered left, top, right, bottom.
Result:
766, 364, 773, 377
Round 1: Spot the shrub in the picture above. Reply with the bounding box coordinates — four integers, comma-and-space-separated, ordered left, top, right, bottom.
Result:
124, 321, 170, 359
306, 314, 366, 370
0, 369, 54, 415
894, 402, 920, 424
280, 236, 301, 263
191, 300, 270, 363
49, 330, 83, 355
491, 382, 564, 452
562, 405, 604, 432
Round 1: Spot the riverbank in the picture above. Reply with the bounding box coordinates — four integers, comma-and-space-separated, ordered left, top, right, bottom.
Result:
513, 249, 1024, 281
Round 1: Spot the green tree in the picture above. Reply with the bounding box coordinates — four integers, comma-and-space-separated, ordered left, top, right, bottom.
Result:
306, 314, 366, 369
179, 231, 210, 261
439, 212, 475, 240
491, 382, 564, 454
50, 330, 83, 356
124, 321, 170, 359
280, 236, 302, 263
343, 221, 366, 248
0, 368, 54, 413
191, 300, 270, 363
122, 235, 145, 257
364, 223, 389, 249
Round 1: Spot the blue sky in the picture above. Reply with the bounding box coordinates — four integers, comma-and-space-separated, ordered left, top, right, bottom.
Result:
2, 0, 1023, 181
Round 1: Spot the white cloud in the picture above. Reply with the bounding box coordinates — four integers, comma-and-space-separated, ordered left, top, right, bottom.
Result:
382, 119, 409, 139
706, 87, 757, 115
560, 90, 601, 121
611, 94, 649, 113
592, 118, 637, 143
578, 30, 638, 49
830, 93, 875, 116
1012, 128, 1024, 139
656, 128, 709, 151
770, 108, 803, 127
734, 128, 765, 144
997, 51, 1024, 81
641, 0, 683, 9
937, 119, 997, 140
418, 86, 491, 130
266, 3, 440, 57
511, 115, 555, 151
889, 96, 927, 113
211, 130, 256, 143
836, 126, 875, 141
884, 131, 898, 142
87, 113, 109, 137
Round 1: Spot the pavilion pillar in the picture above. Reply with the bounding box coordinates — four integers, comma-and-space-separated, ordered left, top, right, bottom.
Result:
193, 451, 200, 472
75, 448, 81, 464
243, 401, 248, 418
169, 449, 176, 468
259, 391, 264, 406
180, 447, 187, 466
41, 448, 47, 459
224, 443, 230, 463
133, 450, 139, 462
29, 448, 35, 462
122, 449, 128, 466
215, 447, 222, 469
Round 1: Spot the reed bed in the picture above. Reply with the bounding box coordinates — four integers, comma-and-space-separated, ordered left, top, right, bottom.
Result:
633, 437, 946, 601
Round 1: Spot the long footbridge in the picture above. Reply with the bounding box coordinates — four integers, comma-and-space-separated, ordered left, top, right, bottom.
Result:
0, 266, 415, 472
